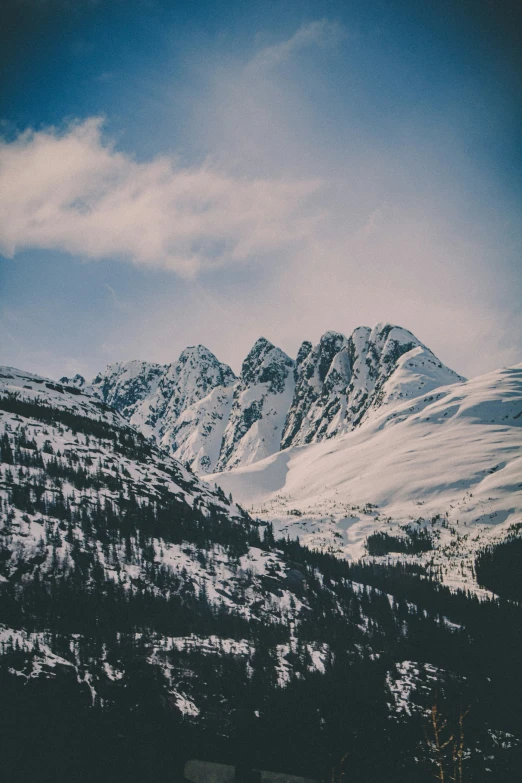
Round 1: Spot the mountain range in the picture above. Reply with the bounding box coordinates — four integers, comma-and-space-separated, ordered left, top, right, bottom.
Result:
60, 323, 522, 597
2, 326, 522, 780
62, 323, 464, 474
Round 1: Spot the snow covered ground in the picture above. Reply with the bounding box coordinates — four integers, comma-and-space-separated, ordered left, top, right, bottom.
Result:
209, 364, 522, 593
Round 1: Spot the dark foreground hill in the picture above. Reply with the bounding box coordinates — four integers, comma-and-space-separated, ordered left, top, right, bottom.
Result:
0, 367, 521, 782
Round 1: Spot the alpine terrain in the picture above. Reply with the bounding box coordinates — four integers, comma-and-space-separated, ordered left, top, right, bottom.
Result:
1, 324, 521, 782
212, 362, 522, 597
62, 323, 464, 474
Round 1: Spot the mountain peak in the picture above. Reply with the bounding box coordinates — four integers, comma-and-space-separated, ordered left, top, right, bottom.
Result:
241, 338, 293, 386
370, 322, 420, 345
177, 344, 221, 363
295, 341, 313, 367
281, 322, 463, 449
242, 336, 275, 365
216, 339, 295, 471
319, 330, 346, 344
251, 336, 273, 350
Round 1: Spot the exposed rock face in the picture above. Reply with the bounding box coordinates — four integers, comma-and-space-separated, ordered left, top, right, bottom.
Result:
59, 373, 86, 389
281, 324, 464, 448
150, 346, 236, 437
280, 331, 349, 448
216, 338, 295, 471
88, 360, 165, 434
66, 324, 464, 473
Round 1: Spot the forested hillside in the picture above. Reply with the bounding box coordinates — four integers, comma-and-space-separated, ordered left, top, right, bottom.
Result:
1, 367, 521, 782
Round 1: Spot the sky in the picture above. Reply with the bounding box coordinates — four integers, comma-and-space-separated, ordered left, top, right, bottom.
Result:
1, 0, 521, 381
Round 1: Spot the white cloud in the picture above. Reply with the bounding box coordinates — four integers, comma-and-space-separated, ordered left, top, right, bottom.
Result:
1, 20, 521, 381
0, 118, 321, 275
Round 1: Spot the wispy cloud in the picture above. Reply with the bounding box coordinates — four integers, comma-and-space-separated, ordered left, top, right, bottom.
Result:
104, 282, 132, 312
248, 20, 345, 73
0, 118, 321, 276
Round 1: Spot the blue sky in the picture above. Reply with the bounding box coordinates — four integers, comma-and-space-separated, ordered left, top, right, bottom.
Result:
1, 0, 521, 379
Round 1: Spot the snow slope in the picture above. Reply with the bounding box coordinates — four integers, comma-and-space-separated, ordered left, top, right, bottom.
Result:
210, 363, 522, 592
0, 365, 311, 631
163, 385, 236, 474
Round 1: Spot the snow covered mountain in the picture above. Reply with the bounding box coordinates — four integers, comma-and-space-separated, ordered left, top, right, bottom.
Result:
281, 323, 464, 448
216, 338, 295, 471
62, 323, 463, 475
60, 325, 517, 598
73, 346, 238, 472
2, 364, 522, 780
211, 362, 522, 594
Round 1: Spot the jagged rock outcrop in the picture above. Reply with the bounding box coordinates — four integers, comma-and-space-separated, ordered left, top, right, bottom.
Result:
280, 323, 465, 448
216, 337, 295, 471
280, 330, 349, 448
152, 345, 236, 429
59, 373, 86, 389
88, 360, 165, 434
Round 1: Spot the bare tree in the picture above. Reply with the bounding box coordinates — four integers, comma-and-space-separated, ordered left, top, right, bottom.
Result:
425, 699, 470, 783
330, 749, 350, 783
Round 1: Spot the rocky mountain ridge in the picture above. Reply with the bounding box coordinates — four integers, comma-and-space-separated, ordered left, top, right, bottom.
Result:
62, 323, 464, 474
